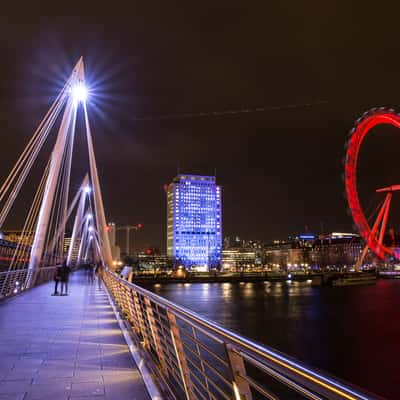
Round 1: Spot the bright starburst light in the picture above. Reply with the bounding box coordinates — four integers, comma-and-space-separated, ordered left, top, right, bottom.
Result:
72, 82, 88, 102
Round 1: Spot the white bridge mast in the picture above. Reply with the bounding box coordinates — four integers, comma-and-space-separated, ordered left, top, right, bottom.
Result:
26, 57, 113, 287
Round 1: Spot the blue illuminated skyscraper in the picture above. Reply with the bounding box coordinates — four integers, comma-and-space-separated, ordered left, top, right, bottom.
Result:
167, 174, 222, 268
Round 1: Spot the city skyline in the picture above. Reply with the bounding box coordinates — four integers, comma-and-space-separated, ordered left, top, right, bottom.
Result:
0, 5, 399, 400
1, 4, 400, 252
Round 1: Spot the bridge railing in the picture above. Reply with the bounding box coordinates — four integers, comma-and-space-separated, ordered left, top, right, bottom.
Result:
103, 270, 381, 400
0, 266, 57, 299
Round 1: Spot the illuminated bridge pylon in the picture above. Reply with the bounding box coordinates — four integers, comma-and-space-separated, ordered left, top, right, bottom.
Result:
0, 57, 113, 291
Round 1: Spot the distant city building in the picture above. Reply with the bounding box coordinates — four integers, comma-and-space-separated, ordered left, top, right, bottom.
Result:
222, 249, 258, 270
222, 236, 263, 270
107, 222, 116, 247
167, 174, 222, 268
3, 230, 35, 246
137, 252, 172, 271
107, 222, 121, 261
264, 232, 374, 269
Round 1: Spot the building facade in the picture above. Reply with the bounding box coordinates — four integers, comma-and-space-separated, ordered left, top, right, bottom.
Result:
167, 174, 222, 268
264, 233, 372, 270
222, 236, 263, 271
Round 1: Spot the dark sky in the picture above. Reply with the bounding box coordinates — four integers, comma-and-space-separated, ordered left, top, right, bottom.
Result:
1, 2, 400, 252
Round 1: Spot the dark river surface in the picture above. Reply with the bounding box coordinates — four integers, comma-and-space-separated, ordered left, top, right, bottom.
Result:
146, 279, 400, 399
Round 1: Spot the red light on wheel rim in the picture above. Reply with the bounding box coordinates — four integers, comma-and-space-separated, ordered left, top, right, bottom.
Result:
345, 110, 399, 259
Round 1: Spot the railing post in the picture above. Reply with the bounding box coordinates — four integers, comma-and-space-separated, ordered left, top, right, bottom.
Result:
124, 288, 137, 326
144, 297, 169, 376
132, 290, 151, 347
192, 327, 211, 399
167, 310, 195, 400
225, 344, 253, 400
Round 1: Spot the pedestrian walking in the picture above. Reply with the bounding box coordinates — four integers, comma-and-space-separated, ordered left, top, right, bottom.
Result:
95, 262, 102, 290
60, 261, 70, 295
52, 265, 61, 295
88, 263, 95, 284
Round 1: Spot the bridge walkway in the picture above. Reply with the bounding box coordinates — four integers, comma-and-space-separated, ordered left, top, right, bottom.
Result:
0, 270, 151, 400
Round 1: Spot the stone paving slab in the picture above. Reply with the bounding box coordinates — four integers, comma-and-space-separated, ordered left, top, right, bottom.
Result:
0, 271, 151, 400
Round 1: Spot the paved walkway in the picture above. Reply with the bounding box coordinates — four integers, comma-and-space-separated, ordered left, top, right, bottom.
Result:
0, 270, 151, 400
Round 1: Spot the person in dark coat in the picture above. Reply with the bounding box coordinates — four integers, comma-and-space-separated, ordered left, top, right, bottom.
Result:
52, 265, 61, 295
59, 261, 70, 296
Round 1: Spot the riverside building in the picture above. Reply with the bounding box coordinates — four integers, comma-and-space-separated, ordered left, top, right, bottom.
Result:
166, 174, 222, 269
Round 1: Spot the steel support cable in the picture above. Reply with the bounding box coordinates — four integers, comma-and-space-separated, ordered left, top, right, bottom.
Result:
51, 115, 72, 263
14, 160, 50, 268
17, 188, 45, 269
53, 145, 70, 263
53, 135, 69, 261
92, 228, 105, 265
82, 190, 98, 260
17, 161, 50, 268
47, 101, 77, 264
83, 102, 113, 266
46, 183, 83, 258
87, 194, 106, 265
64, 202, 88, 265
57, 105, 77, 261
9, 160, 50, 270
77, 209, 93, 262
0, 121, 53, 227
82, 223, 101, 263
77, 209, 91, 264
66, 174, 89, 265
43, 161, 61, 265
43, 137, 69, 266
93, 233, 104, 264
0, 88, 67, 211
0, 95, 68, 227
0, 86, 67, 202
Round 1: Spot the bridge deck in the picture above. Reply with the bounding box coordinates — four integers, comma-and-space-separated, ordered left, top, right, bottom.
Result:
0, 270, 151, 400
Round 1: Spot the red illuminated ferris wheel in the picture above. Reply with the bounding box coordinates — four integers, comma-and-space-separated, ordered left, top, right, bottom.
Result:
344, 108, 400, 269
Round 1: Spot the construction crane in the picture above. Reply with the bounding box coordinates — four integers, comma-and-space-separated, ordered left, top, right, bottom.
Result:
116, 224, 142, 255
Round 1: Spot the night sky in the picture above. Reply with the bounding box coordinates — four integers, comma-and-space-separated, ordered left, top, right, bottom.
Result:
1, 2, 400, 252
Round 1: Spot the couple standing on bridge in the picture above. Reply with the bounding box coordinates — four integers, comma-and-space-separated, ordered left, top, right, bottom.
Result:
52, 261, 70, 296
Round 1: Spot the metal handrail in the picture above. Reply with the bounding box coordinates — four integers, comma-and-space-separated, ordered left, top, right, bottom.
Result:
0, 266, 57, 299
103, 270, 384, 400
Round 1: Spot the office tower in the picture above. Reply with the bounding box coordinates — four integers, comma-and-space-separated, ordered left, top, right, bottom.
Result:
167, 174, 222, 268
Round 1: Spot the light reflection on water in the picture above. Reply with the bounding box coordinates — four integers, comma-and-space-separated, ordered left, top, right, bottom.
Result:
148, 279, 400, 399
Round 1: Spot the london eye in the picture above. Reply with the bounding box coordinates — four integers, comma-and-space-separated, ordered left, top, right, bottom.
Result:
344, 108, 400, 269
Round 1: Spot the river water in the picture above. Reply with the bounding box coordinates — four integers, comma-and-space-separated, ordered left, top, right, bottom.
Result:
147, 279, 400, 399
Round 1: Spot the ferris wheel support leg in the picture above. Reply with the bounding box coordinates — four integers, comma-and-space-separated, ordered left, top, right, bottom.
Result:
378, 193, 392, 247
355, 194, 391, 271
355, 245, 370, 272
